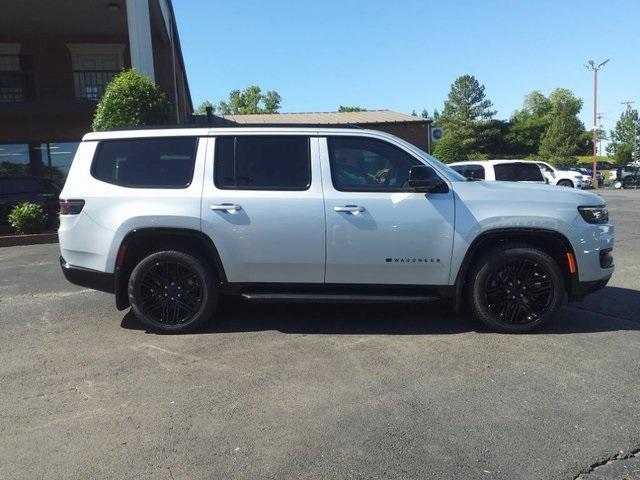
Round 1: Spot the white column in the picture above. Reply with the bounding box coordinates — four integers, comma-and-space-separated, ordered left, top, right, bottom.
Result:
126, 0, 155, 81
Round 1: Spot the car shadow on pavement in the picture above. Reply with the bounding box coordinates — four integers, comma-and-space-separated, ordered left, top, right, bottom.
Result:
120, 286, 640, 336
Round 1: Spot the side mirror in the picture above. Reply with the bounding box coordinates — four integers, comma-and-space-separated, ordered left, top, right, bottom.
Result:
408, 165, 448, 193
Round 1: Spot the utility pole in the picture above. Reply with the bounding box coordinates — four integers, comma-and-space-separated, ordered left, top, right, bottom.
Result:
585, 59, 610, 187
596, 113, 605, 155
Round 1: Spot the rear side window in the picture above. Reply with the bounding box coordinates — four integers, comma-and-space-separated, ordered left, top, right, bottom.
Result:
451, 164, 485, 180
91, 137, 197, 188
214, 136, 310, 190
494, 163, 543, 182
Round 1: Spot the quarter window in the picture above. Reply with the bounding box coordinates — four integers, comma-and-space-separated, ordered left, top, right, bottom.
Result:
214, 136, 310, 190
327, 137, 423, 192
92, 137, 197, 188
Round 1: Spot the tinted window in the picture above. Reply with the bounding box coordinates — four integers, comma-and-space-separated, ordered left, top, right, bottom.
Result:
92, 138, 197, 188
452, 164, 485, 180
214, 136, 310, 190
494, 163, 544, 182
328, 137, 422, 192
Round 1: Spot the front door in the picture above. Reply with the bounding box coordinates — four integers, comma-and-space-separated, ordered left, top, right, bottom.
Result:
321, 135, 455, 285
201, 135, 326, 284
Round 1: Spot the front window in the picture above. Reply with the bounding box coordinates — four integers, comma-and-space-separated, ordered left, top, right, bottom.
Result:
327, 136, 425, 192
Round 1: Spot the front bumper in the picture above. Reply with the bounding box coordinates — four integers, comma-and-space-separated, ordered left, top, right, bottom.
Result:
568, 275, 611, 302
60, 256, 115, 294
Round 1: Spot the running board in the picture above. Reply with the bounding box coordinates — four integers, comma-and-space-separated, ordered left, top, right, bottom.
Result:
240, 293, 441, 303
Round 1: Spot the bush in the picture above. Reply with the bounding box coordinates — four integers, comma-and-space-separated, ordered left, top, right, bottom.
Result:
8, 202, 47, 234
92, 69, 173, 131
432, 134, 467, 163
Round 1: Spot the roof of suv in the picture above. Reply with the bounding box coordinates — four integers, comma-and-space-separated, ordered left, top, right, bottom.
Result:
449, 160, 542, 166
82, 127, 395, 141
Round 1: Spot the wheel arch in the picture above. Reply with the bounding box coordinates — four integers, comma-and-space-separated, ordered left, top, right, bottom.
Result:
113, 228, 227, 310
452, 228, 577, 312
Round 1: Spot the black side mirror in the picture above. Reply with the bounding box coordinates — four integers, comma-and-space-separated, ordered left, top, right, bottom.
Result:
408, 165, 448, 193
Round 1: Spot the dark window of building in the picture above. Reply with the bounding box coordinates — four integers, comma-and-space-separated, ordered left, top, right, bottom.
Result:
214, 136, 310, 190
494, 162, 544, 182
0, 142, 79, 187
328, 136, 422, 192
0, 55, 34, 102
92, 137, 197, 188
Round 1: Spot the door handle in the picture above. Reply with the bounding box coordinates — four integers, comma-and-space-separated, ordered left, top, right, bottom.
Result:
210, 203, 242, 212
334, 205, 365, 214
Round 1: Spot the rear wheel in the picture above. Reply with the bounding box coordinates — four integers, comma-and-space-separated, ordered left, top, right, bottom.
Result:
468, 245, 564, 333
128, 250, 218, 333
557, 179, 574, 188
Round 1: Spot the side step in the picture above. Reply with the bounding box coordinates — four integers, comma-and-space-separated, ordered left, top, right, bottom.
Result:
240, 293, 440, 303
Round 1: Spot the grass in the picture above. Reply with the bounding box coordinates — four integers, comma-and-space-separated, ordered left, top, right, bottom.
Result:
575, 155, 611, 165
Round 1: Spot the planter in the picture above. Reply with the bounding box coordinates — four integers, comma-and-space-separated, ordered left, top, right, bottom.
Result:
0, 232, 58, 247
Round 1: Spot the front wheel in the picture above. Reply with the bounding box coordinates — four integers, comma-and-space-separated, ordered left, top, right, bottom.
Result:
557, 179, 574, 188
468, 245, 564, 333
128, 250, 218, 333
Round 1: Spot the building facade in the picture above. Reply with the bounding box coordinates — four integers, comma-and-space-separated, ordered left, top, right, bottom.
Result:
0, 0, 192, 188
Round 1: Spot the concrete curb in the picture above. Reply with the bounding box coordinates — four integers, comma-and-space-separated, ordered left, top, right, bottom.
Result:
0, 233, 58, 248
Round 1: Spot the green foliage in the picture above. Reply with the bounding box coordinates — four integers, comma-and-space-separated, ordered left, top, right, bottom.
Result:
432, 134, 466, 163
92, 69, 173, 131
606, 107, 639, 163
8, 202, 46, 234
194, 100, 214, 114
338, 105, 366, 112
218, 85, 282, 115
439, 75, 496, 130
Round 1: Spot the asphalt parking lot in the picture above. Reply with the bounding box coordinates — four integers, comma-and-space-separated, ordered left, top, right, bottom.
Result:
1, 190, 639, 480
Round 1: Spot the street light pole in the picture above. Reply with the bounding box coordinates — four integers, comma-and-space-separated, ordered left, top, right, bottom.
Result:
585, 59, 609, 188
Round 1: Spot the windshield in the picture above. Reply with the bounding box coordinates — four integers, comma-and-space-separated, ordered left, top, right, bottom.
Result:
390, 138, 468, 182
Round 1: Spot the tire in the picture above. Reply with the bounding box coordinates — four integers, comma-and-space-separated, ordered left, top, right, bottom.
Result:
557, 179, 574, 188
613, 180, 623, 189
468, 245, 564, 333
128, 250, 218, 333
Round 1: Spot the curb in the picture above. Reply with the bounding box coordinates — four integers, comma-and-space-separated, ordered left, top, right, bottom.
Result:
0, 233, 58, 248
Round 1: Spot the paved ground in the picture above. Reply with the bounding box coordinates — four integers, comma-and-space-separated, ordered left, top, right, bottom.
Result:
1, 190, 639, 480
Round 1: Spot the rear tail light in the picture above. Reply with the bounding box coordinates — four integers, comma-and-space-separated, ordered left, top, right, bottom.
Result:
59, 199, 85, 215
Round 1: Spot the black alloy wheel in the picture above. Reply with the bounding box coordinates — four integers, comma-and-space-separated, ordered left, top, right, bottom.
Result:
128, 250, 217, 333
469, 245, 564, 333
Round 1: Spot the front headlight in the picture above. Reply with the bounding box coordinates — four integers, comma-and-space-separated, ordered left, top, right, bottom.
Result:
578, 206, 608, 224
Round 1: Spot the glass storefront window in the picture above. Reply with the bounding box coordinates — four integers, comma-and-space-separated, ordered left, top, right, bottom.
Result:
0, 141, 79, 187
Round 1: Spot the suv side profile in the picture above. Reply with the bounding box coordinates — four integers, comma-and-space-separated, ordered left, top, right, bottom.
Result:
59, 128, 614, 333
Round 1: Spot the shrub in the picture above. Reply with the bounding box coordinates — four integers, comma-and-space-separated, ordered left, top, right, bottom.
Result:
432, 134, 467, 163
92, 69, 173, 131
8, 202, 47, 234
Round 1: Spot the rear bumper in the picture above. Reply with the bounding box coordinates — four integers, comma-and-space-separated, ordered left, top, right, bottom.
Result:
60, 256, 114, 294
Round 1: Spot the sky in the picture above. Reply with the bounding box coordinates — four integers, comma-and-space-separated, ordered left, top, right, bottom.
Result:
173, 0, 640, 132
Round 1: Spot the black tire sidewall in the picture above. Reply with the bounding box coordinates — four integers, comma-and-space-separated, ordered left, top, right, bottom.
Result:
128, 250, 218, 333
558, 180, 574, 188
469, 246, 564, 333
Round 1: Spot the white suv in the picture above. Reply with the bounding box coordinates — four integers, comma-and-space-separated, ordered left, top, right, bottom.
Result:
59, 128, 614, 333
449, 160, 546, 183
535, 161, 587, 188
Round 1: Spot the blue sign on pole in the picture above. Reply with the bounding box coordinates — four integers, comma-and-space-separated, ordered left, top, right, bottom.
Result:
432, 127, 444, 141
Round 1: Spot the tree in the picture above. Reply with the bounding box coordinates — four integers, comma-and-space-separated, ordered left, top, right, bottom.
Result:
217, 85, 281, 115
420, 109, 429, 118
537, 89, 586, 166
432, 134, 466, 163
338, 105, 366, 112
92, 69, 172, 131
436, 75, 496, 157
606, 107, 639, 164
194, 100, 214, 114
506, 90, 552, 155
439, 75, 496, 130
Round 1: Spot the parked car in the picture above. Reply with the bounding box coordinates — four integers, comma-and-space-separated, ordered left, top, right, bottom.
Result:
567, 166, 596, 187
531, 161, 586, 188
449, 160, 546, 184
613, 165, 640, 189
59, 128, 614, 334
0, 177, 60, 225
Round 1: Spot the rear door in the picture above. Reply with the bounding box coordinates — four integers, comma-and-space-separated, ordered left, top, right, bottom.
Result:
201, 134, 326, 283
320, 135, 455, 285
